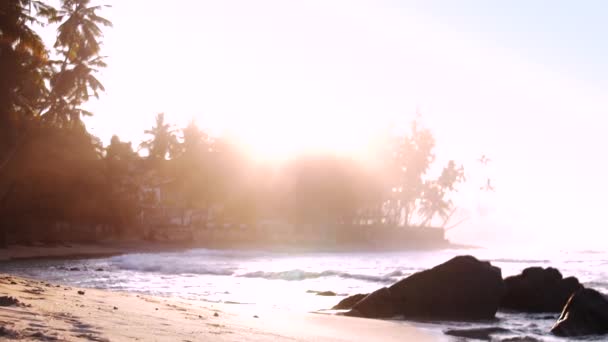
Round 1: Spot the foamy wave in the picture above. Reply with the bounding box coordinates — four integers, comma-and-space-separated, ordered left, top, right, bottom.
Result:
111, 255, 235, 276
491, 258, 551, 264
237, 269, 405, 283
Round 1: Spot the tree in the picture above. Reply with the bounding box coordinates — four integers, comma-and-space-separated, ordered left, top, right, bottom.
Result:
104, 135, 140, 234
380, 120, 466, 228
418, 161, 466, 227
0, 0, 112, 244
0, 0, 53, 163
140, 113, 179, 161
42, 0, 111, 127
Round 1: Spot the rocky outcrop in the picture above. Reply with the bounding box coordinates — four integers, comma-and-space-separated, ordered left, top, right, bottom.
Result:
332, 293, 367, 310
551, 288, 608, 337
345, 255, 505, 320
500, 267, 582, 312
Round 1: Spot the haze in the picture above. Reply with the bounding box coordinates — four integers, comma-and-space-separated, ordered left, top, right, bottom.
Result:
84, 0, 608, 250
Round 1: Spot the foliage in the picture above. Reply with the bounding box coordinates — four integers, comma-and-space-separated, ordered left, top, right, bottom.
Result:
140, 113, 179, 161
0, 0, 471, 245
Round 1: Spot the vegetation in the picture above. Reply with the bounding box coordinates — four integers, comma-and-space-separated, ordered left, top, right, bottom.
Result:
0, 1, 468, 245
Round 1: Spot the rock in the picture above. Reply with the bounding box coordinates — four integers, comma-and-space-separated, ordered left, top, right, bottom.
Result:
332, 293, 367, 310
551, 288, 608, 337
10, 281, 17, 285
345, 287, 394, 318
0, 296, 20, 306
346, 255, 505, 320
444, 327, 510, 340
77, 290, 85, 295
500, 267, 582, 313
213, 312, 219, 317
113, 306, 118, 310
95, 268, 104, 272
0, 326, 20, 338
307, 290, 338, 296
69, 267, 80, 271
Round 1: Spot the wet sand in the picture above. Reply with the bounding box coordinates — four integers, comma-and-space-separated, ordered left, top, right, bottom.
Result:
0, 242, 194, 261
0, 273, 445, 341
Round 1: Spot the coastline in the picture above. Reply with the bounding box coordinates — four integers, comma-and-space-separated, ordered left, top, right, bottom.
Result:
0, 240, 477, 262
0, 273, 446, 341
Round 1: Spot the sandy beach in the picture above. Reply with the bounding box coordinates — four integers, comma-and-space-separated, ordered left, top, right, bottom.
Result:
0, 272, 446, 341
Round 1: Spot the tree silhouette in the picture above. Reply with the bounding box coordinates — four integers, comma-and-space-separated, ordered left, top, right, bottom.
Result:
42, 0, 111, 127
140, 113, 179, 161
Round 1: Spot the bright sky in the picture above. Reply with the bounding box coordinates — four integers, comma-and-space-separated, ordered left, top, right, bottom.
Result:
83, 0, 608, 250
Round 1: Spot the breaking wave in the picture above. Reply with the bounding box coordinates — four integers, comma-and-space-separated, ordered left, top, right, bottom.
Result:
110, 254, 236, 276
237, 269, 408, 283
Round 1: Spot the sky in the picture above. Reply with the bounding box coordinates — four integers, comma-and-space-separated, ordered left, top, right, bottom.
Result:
81, 0, 608, 250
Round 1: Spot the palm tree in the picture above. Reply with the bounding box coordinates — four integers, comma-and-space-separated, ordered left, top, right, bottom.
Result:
42, 0, 111, 127
180, 119, 209, 158
0, 0, 52, 165
140, 113, 179, 161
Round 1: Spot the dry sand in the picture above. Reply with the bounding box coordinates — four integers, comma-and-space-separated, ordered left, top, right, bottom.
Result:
0, 273, 447, 341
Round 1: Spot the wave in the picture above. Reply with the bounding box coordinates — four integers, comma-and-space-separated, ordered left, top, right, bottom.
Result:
490, 258, 551, 264
237, 269, 407, 283
110, 255, 235, 276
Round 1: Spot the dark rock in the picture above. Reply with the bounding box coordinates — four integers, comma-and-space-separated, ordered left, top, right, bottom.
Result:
345, 287, 394, 318
307, 290, 338, 296
500, 267, 582, 313
10, 281, 17, 285
213, 312, 219, 317
444, 327, 510, 340
77, 290, 85, 295
0, 296, 20, 306
113, 306, 118, 310
0, 326, 20, 338
69, 267, 80, 271
95, 268, 104, 272
551, 288, 608, 337
332, 293, 367, 310
347, 255, 505, 320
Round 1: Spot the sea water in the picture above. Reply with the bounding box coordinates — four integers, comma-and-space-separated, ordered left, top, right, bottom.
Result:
2, 247, 607, 341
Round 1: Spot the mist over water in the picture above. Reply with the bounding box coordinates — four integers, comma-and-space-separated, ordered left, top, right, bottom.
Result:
2, 247, 607, 340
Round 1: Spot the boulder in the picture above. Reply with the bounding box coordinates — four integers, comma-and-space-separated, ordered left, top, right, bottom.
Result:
332, 293, 367, 310
346, 287, 394, 318
346, 255, 505, 320
500, 267, 582, 312
551, 288, 608, 337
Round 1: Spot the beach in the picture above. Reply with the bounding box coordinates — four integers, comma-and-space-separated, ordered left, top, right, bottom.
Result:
0, 273, 444, 341
1, 245, 606, 341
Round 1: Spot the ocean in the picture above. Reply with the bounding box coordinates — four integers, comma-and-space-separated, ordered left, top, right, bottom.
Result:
1, 247, 607, 341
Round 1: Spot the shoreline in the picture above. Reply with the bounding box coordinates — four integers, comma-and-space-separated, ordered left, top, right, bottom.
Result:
0, 240, 478, 262
0, 273, 446, 341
